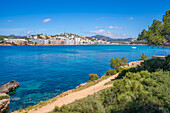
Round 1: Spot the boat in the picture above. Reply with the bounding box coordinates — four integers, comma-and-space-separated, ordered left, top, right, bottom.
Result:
131, 47, 136, 49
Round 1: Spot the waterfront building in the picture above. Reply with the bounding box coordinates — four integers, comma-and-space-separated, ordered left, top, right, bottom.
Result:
4, 38, 28, 44
26, 32, 110, 45
29, 39, 49, 44
74, 37, 81, 45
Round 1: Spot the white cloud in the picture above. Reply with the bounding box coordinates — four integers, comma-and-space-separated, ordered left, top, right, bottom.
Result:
27, 30, 33, 35
7, 20, 12, 22
94, 26, 101, 29
89, 29, 128, 38
129, 17, 134, 20
108, 26, 127, 30
43, 18, 51, 23
109, 26, 122, 30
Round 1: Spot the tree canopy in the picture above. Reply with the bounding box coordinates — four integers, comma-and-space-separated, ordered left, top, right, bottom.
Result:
110, 57, 128, 72
139, 53, 149, 61
138, 10, 170, 46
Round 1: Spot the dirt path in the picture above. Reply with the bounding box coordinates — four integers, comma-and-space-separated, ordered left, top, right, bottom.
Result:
29, 73, 118, 113
16, 73, 118, 113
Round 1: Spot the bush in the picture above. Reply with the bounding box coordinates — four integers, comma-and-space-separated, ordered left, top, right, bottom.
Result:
116, 67, 124, 73
164, 55, 170, 71
110, 57, 128, 69
117, 55, 170, 79
106, 70, 116, 76
0, 95, 10, 100
140, 56, 170, 72
139, 53, 150, 61
88, 74, 99, 81
101, 70, 170, 113
53, 96, 105, 113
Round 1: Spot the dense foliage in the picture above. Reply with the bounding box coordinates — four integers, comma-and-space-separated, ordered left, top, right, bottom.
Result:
53, 56, 170, 113
88, 74, 99, 81
101, 70, 170, 113
117, 55, 170, 79
138, 10, 170, 46
106, 70, 117, 76
139, 53, 149, 61
53, 96, 105, 113
110, 57, 128, 72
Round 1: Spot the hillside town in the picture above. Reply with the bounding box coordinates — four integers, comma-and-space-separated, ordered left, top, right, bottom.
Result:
1, 33, 110, 45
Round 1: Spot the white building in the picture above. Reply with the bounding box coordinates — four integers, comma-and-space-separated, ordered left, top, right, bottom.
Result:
29, 39, 49, 44
49, 40, 62, 44
74, 38, 81, 45
4, 38, 28, 44
65, 39, 75, 45
58, 36, 66, 41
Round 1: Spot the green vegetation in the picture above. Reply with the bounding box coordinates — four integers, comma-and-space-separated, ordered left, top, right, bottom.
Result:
110, 57, 128, 72
163, 10, 170, 36
139, 53, 150, 61
0, 35, 8, 41
138, 10, 170, 46
117, 55, 170, 79
88, 74, 99, 81
0, 35, 29, 44
0, 95, 10, 100
106, 70, 117, 76
52, 56, 170, 113
101, 70, 170, 113
52, 96, 105, 113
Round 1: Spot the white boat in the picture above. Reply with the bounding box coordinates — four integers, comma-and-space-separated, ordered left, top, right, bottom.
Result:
131, 47, 136, 49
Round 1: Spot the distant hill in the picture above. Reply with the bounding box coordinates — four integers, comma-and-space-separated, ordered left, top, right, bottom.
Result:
92, 35, 134, 42
9, 34, 27, 37
0, 35, 27, 41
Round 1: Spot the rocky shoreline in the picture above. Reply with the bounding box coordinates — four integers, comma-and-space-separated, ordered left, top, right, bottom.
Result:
0, 80, 19, 113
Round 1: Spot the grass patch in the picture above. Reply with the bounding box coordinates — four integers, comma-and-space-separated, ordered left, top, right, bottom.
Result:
0, 95, 10, 100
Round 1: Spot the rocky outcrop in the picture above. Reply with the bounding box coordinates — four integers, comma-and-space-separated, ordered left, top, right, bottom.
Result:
128, 60, 144, 67
0, 93, 10, 113
0, 80, 19, 112
0, 80, 19, 93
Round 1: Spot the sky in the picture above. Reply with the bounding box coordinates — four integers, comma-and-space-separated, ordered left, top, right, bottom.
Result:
0, 0, 169, 38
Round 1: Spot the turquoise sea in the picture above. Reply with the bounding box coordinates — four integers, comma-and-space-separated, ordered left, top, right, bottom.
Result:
0, 45, 169, 112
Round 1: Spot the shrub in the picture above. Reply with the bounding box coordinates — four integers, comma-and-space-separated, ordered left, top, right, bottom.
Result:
164, 55, 170, 71
53, 106, 60, 112
0, 95, 10, 100
101, 69, 170, 113
116, 67, 124, 73
110, 57, 128, 69
139, 53, 150, 61
106, 70, 116, 76
141, 58, 165, 72
88, 74, 99, 81
53, 96, 105, 113
117, 55, 170, 79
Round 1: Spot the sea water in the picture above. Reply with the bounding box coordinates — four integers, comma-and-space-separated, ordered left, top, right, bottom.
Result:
0, 45, 169, 112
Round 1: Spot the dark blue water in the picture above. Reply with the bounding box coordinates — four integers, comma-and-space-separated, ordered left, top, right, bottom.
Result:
0, 45, 169, 112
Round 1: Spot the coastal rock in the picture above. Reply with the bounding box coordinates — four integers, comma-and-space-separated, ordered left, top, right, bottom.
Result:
0, 80, 19, 93
128, 60, 143, 67
76, 83, 86, 89
0, 93, 10, 113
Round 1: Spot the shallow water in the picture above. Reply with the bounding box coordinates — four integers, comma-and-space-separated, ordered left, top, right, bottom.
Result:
0, 45, 169, 112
